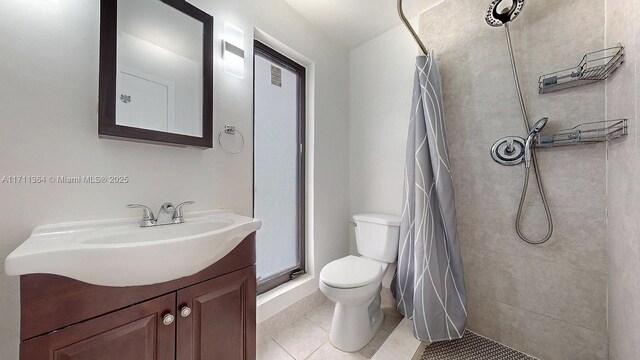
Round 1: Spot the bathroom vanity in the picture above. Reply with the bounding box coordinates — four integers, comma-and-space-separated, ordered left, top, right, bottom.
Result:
4, 209, 261, 360
19, 233, 256, 359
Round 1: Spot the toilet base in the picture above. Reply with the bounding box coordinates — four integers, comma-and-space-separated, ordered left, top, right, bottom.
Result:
328, 302, 385, 352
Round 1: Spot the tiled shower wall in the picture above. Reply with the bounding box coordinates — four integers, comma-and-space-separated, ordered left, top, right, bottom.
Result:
605, 0, 640, 359
420, 0, 608, 359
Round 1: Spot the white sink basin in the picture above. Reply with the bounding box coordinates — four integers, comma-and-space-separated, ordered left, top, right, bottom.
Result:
4, 210, 261, 286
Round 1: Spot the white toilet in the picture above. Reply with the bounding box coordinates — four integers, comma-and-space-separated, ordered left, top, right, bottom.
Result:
319, 213, 400, 352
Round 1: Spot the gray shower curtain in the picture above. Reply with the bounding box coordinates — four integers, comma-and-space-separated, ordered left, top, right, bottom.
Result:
391, 52, 467, 342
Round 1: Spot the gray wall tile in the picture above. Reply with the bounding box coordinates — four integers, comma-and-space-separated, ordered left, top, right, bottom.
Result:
606, 0, 640, 358
466, 293, 527, 351
522, 311, 608, 360
420, 0, 608, 357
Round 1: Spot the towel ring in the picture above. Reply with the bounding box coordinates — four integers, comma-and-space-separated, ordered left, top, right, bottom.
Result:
218, 125, 245, 154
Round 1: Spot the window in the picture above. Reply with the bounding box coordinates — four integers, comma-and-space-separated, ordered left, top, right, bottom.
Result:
253, 40, 306, 294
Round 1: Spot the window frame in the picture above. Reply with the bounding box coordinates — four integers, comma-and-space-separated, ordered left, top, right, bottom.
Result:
253, 40, 306, 295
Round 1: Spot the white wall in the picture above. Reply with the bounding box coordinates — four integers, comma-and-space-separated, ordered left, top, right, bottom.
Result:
0, 0, 350, 357
348, 20, 419, 255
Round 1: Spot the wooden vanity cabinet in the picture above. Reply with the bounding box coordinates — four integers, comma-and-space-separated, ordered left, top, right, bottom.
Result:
19, 234, 256, 360
21, 293, 177, 360
177, 268, 254, 359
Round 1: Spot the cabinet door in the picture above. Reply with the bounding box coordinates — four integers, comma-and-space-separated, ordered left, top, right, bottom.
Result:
177, 266, 256, 360
21, 293, 176, 360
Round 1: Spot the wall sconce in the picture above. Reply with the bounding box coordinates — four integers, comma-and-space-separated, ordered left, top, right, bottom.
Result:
223, 22, 245, 79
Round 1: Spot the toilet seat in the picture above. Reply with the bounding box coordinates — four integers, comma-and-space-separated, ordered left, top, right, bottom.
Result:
320, 255, 383, 289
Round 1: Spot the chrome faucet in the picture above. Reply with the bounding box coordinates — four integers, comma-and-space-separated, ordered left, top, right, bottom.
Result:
126, 201, 194, 227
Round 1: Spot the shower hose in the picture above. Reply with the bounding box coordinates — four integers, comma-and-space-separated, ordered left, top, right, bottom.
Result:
504, 23, 554, 244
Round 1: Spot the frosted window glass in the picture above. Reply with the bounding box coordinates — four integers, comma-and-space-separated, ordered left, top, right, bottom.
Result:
254, 54, 301, 282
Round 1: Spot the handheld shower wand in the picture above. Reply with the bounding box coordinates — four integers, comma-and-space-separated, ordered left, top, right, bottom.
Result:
524, 118, 548, 168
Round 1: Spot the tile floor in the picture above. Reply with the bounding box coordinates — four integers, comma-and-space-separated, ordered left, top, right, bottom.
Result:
258, 288, 404, 360
370, 318, 425, 360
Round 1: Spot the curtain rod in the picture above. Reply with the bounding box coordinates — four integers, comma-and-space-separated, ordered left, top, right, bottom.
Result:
397, 0, 429, 55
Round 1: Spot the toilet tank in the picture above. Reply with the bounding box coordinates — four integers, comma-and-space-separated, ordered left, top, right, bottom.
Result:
353, 214, 401, 263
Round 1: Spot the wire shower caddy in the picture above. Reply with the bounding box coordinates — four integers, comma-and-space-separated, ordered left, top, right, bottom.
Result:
539, 45, 624, 94
534, 119, 628, 148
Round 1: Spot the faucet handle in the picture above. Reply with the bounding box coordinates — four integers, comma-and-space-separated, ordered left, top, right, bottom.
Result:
174, 201, 195, 223
126, 204, 155, 226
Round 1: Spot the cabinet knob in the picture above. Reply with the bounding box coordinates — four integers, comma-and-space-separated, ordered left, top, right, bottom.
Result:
180, 306, 192, 318
162, 313, 175, 326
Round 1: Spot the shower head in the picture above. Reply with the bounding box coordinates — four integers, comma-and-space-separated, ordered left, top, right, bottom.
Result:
530, 117, 549, 135
485, 0, 525, 27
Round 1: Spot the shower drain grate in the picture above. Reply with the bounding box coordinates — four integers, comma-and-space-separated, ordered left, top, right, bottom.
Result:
419, 330, 537, 360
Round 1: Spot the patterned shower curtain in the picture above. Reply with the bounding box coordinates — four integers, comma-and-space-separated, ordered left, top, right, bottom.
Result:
391, 52, 467, 342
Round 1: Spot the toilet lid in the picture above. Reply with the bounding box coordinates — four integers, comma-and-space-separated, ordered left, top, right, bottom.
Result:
320, 255, 384, 289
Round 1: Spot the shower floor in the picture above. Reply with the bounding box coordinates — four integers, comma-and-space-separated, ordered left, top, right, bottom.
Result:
418, 330, 537, 360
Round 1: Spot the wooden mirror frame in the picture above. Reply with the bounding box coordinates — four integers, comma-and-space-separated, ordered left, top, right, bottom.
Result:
98, 0, 213, 148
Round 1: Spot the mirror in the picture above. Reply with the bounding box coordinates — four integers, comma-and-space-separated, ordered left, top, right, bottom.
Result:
99, 0, 213, 148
